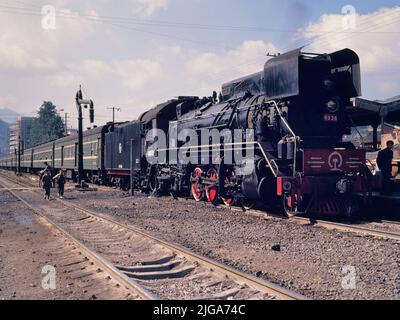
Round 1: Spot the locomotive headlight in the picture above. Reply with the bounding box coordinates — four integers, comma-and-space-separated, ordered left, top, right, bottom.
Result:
326, 97, 340, 113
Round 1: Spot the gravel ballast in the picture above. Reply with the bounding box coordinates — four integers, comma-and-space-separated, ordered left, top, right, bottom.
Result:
68, 188, 400, 300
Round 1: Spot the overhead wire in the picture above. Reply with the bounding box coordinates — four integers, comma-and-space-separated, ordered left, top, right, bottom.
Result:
1, 1, 399, 120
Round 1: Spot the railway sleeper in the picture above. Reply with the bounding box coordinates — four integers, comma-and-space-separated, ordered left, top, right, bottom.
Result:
138, 254, 176, 266
193, 288, 241, 300
124, 266, 195, 280
69, 270, 96, 280
60, 257, 88, 267
116, 260, 182, 273
63, 262, 88, 273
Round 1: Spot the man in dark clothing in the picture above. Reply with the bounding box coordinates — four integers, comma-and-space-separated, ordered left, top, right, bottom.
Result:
40, 162, 53, 176
42, 171, 52, 200
53, 169, 66, 199
39, 162, 54, 187
377, 140, 394, 195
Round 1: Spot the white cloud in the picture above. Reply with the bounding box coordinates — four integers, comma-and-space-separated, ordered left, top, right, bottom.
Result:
299, 6, 400, 98
0, 6, 95, 71
45, 39, 274, 120
301, 7, 400, 73
131, 0, 169, 17
185, 40, 278, 91
50, 58, 163, 90
113, 59, 163, 89
49, 72, 80, 87
0, 95, 17, 106
79, 60, 113, 78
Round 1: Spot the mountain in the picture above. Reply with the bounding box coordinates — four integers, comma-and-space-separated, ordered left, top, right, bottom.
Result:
0, 119, 9, 155
0, 107, 20, 124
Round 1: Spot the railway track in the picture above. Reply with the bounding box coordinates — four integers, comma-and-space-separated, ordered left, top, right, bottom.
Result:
0, 177, 155, 300
3, 170, 400, 242
233, 206, 400, 241
0, 172, 304, 300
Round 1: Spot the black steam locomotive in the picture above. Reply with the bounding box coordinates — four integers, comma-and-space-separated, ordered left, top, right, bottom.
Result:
0, 47, 372, 217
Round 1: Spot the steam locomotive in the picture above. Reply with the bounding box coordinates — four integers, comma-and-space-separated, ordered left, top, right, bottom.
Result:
0, 47, 372, 218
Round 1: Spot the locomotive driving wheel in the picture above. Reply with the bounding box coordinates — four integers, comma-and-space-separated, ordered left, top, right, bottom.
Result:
191, 168, 204, 202
283, 194, 300, 217
205, 168, 219, 204
220, 167, 236, 207
240, 198, 255, 211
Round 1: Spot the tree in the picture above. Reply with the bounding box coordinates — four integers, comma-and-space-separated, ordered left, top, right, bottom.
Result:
30, 101, 65, 147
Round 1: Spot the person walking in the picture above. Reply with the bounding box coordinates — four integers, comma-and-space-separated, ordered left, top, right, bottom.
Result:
39, 162, 54, 187
53, 169, 66, 199
377, 140, 394, 195
42, 171, 52, 200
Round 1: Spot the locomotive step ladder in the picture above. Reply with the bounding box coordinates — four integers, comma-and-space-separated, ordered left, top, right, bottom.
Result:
141, 164, 153, 190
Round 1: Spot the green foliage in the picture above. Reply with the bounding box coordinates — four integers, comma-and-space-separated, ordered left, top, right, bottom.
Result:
30, 101, 65, 147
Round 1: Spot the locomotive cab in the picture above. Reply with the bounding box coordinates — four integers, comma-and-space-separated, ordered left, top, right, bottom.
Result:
264, 47, 361, 149
263, 48, 369, 217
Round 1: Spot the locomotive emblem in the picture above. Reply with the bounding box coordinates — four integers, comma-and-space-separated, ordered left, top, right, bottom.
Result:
328, 151, 343, 171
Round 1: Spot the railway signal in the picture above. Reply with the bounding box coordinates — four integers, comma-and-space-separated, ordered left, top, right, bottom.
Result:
107, 107, 121, 125
75, 86, 95, 185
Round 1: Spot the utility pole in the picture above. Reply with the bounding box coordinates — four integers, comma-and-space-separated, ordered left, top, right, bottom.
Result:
59, 109, 68, 136
130, 139, 134, 196
17, 135, 21, 176
107, 107, 121, 124
14, 148, 17, 173
75, 86, 95, 186
64, 112, 68, 135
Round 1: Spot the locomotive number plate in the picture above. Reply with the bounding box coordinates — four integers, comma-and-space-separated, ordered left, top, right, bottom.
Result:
324, 114, 338, 122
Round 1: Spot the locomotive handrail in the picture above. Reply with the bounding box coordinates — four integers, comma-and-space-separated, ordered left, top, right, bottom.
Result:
267, 100, 299, 178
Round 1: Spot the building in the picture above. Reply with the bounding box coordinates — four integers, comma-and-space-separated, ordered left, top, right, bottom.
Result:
9, 117, 34, 154
348, 95, 400, 151
0, 119, 9, 155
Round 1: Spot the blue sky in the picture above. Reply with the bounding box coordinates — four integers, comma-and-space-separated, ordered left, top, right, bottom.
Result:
0, 0, 399, 126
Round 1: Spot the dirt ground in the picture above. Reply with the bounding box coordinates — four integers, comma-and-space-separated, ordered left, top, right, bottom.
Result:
0, 189, 134, 300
